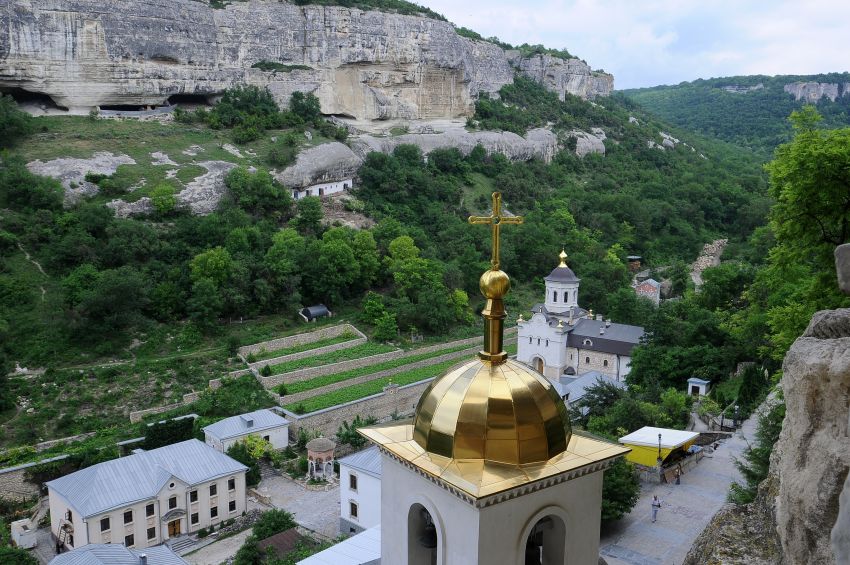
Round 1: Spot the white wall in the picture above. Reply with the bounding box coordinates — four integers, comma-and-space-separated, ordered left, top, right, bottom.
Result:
48, 488, 89, 549
517, 316, 568, 378
292, 179, 351, 199
380, 454, 606, 565
213, 425, 289, 453
339, 465, 381, 534
544, 280, 579, 313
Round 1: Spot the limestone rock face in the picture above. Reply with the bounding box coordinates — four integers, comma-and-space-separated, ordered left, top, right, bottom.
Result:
1, 0, 609, 119
276, 142, 362, 188
774, 310, 850, 565
26, 152, 135, 206
783, 82, 850, 103
507, 52, 613, 100
570, 128, 606, 157
833, 408, 850, 564
351, 128, 559, 162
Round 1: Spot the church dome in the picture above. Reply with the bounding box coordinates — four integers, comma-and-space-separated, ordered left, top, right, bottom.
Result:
544, 250, 580, 283
413, 358, 572, 465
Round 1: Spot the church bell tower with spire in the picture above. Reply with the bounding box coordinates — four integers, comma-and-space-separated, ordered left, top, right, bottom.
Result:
360, 193, 629, 565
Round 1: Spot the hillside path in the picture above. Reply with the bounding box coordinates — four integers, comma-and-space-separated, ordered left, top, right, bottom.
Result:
599, 404, 762, 565
18, 242, 47, 301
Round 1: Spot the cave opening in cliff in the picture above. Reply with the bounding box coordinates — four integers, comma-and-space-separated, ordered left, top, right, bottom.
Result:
167, 93, 212, 107
1, 87, 68, 112
99, 104, 150, 111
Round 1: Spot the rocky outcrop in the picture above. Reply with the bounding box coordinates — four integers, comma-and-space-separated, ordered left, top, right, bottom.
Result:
351, 128, 559, 162
507, 53, 613, 100
569, 128, 606, 157
0, 0, 610, 120
276, 142, 362, 188
784, 82, 850, 103
720, 83, 764, 94
837, 244, 850, 295
26, 152, 135, 206
773, 309, 850, 564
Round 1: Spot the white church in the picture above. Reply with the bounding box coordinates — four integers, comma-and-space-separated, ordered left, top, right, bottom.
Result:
517, 251, 645, 383
300, 196, 630, 565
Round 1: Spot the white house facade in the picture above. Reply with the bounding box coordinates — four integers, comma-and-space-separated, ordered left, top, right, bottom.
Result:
46, 439, 248, 552
517, 251, 645, 382
338, 446, 382, 535
291, 179, 352, 200
203, 409, 289, 452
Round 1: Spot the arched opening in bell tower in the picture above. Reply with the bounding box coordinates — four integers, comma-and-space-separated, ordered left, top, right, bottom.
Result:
523, 515, 567, 565
532, 356, 544, 374
408, 504, 439, 565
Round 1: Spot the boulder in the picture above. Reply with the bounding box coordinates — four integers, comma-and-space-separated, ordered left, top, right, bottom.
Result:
570, 128, 606, 157
276, 142, 362, 188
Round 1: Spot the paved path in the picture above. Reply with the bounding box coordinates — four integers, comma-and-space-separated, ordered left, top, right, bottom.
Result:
254, 475, 341, 538
184, 529, 253, 565
600, 406, 762, 565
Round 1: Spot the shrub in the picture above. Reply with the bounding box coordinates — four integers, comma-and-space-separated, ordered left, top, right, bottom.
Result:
197, 527, 209, 538
260, 364, 272, 377
151, 184, 177, 215
292, 403, 306, 415
297, 455, 308, 475
253, 509, 296, 540
0, 94, 33, 147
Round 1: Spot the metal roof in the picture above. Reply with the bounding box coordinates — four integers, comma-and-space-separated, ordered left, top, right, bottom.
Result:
637, 278, 661, 289
46, 439, 247, 518
49, 544, 188, 565
687, 377, 711, 385
553, 371, 625, 402
203, 409, 289, 441
306, 437, 336, 452
338, 446, 382, 479
297, 525, 381, 565
544, 265, 580, 283
567, 318, 645, 356
618, 426, 700, 449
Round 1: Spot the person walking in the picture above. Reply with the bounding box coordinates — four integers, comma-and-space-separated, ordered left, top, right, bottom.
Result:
651, 495, 662, 522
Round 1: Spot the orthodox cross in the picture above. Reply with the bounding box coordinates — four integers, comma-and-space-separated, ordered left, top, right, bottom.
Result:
468, 192, 523, 271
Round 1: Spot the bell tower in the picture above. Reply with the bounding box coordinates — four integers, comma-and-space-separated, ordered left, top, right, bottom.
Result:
360, 193, 629, 565
544, 250, 580, 314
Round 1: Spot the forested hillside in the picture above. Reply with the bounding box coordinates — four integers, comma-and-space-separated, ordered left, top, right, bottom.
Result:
622, 73, 850, 155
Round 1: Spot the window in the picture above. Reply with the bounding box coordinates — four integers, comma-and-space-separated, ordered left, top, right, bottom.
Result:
190, 490, 198, 503
228, 478, 235, 491
191, 513, 199, 525
209, 484, 217, 496
147, 527, 156, 541
169, 496, 177, 510
349, 474, 358, 491
545, 340, 549, 347
65, 509, 73, 521
528, 337, 531, 344
229, 500, 236, 513
603, 360, 609, 367
564, 292, 568, 303
585, 357, 590, 364
123, 510, 133, 525
146, 504, 155, 517
100, 517, 110, 532
553, 291, 558, 302
537, 338, 540, 345
211, 506, 219, 519
350, 502, 358, 519
583, 339, 592, 346
168, 482, 175, 489
125, 534, 134, 548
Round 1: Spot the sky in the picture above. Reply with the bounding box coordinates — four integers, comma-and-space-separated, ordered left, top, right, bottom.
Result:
422, 0, 850, 89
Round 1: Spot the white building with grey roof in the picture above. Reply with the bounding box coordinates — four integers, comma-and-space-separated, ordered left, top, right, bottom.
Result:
203, 409, 289, 453
49, 543, 188, 565
46, 439, 248, 552
517, 251, 645, 382
338, 446, 382, 535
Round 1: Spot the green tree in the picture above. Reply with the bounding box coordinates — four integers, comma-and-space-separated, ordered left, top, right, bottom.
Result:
187, 277, 223, 331
225, 167, 290, 216
0, 94, 33, 147
150, 184, 177, 215
601, 458, 640, 522
292, 196, 323, 235
373, 311, 398, 342
0, 547, 39, 565
226, 441, 262, 486
336, 415, 377, 449
289, 92, 322, 123
730, 400, 785, 504
360, 291, 386, 324
254, 508, 297, 540
190, 246, 233, 286
0, 154, 63, 212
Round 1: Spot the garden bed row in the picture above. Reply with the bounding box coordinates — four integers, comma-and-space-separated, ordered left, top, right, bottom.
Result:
266, 342, 397, 375
247, 332, 360, 362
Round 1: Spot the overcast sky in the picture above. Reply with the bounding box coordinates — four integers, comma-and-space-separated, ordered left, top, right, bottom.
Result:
423, 0, 850, 89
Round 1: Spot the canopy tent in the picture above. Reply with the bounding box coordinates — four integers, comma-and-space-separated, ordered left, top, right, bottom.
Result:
618, 426, 699, 467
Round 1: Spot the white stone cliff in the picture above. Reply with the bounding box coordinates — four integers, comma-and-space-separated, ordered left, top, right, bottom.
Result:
783, 82, 850, 103
0, 0, 613, 119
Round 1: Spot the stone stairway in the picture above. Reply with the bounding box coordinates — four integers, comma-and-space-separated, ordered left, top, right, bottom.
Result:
168, 535, 197, 554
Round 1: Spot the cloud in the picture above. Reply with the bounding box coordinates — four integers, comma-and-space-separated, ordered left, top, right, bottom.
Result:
422, 0, 850, 88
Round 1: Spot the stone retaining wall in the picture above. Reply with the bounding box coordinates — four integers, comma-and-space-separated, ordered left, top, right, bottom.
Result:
0, 455, 68, 501
279, 340, 516, 406
239, 324, 364, 357
281, 379, 434, 438
128, 391, 200, 423
250, 336, 366, 371
259, 333, 494, 389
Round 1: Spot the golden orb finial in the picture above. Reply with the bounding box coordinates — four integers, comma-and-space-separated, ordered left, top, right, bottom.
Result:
558, 249, 568, 267
557, 319, 564, 329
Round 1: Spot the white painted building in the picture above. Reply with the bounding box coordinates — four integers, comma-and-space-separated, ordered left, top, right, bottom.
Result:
338, 446, 382, 535
291, 179, 352, 200
203, 409, 289, 452
517, 251, 645, 382
46, 439, 248, 552
687, 377, 711, 397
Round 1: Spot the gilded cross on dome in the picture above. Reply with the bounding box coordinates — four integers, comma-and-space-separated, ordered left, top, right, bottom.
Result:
468, 192, 523, 271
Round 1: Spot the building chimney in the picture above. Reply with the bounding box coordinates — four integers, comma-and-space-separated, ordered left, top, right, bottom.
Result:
606, 320, 611, 327
240, 415, 254, 428
139, 554, 147, 565
599, 327, 605, 335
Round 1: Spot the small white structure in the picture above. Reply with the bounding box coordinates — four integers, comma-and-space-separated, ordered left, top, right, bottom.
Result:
10, 518, 37, 549
292, 179, 352, 200
49, 543, 188, 564
47, 439, 248, 552
306, 437, 336, 478
338, 446, 382, 535
297, 525, 381, 565
203, 409, 289, 452
687, 377, 711, 397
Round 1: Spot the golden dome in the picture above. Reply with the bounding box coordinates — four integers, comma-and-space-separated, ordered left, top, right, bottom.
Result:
413, 358, 572, 465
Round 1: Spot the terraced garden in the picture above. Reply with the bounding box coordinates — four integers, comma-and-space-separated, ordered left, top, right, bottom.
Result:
277, 342, 474, 395
249, 332, 358, 362
284, 342, 518, 413
266, 342, 397, 374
